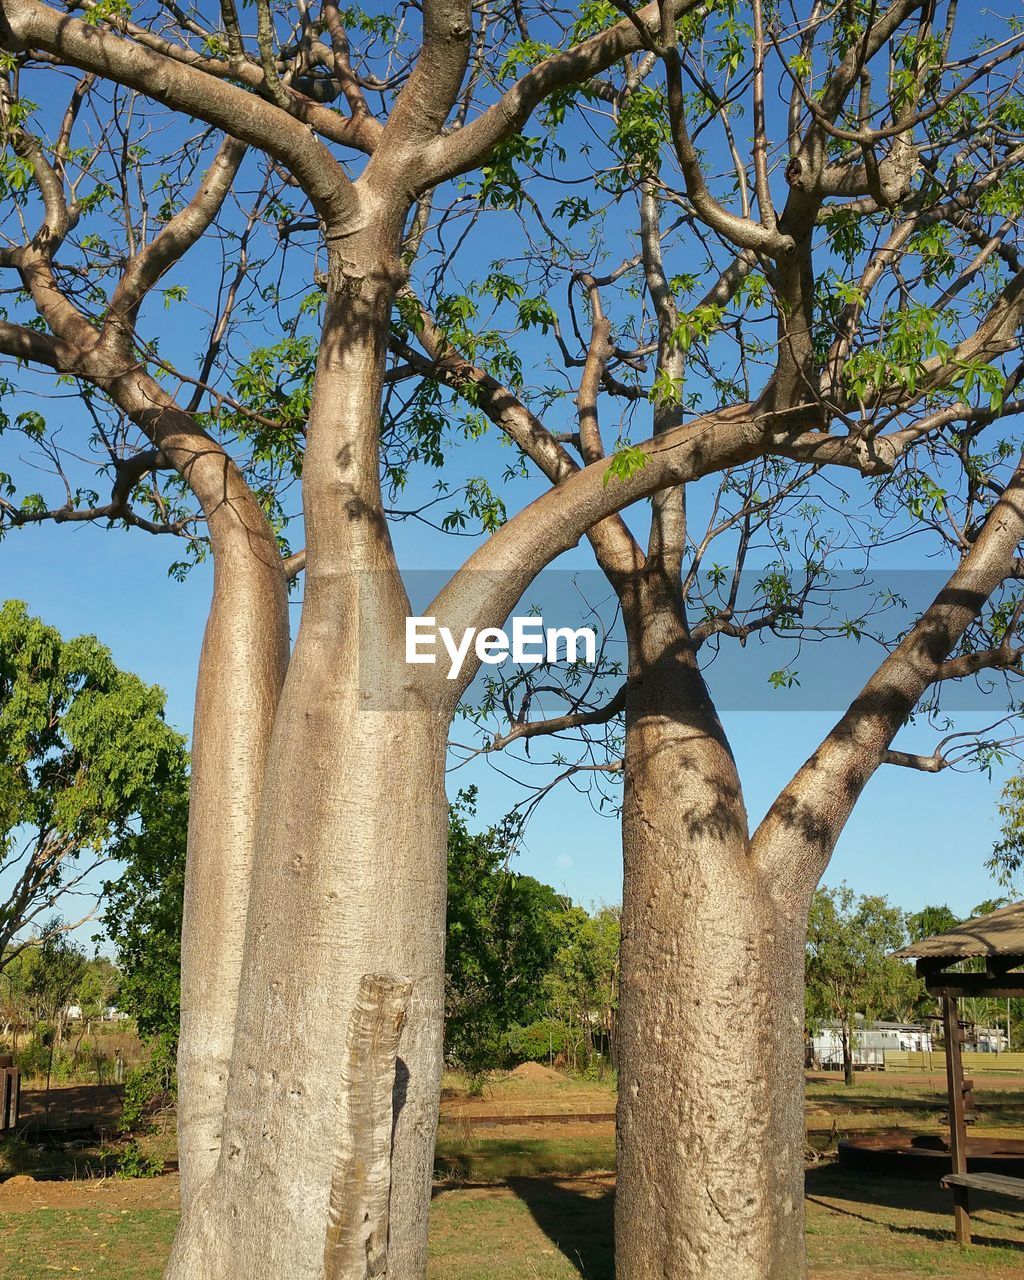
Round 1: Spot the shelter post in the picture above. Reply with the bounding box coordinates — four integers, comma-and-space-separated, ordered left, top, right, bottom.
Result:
942, 993, 970, 1244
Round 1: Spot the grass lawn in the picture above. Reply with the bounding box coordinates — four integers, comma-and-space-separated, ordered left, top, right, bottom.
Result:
2, 1168, 1023, 1280
3, 1070, 1024, 1278
0, 1207, 175, 1279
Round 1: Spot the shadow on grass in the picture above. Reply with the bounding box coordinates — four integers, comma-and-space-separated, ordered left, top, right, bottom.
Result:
507, 1176, 613, 1279
807, 1084, 1024, 1125
805, 1163, 1024, 1253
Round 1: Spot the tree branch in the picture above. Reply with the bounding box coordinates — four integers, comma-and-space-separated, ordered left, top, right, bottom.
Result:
0, 0, 356, 227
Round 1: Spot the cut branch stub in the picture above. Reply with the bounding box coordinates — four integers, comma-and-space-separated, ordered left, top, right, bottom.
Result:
323, 973, 413, 1280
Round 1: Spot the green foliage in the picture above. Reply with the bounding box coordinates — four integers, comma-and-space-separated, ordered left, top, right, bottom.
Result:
504, 1018, 572, 1064
671, 303, 725, 354
478, 135, 547, 210
0, 601, 188, 958
516, 296, 557, 334
15, 1033, 59, 1079
101, 778, 187, 1048
30, 933, 86, 1023
843, 303, 952, 400
83, 0, 132, 26
542, 905, 619, 1067
115, 1138, 164, 1179
445, 789, 562, 1072
611, 85, 670, 175
602, 445, 651, 487
906, 903, 960, 941
120, 1038, 176, 1133
806, 885, 920, 1079
990, 774, 1024, 888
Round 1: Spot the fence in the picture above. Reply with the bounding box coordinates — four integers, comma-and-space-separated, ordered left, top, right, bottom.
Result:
884, 1049, 1024, 1073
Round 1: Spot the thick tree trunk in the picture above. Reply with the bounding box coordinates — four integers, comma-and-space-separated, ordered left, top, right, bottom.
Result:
615, 577, 808, 1280
176, 530, 290, 1203
842, 1025, 855, 1088
167, 212, 448, 1280
166, 689, 447, 1280
85, 363, 293, 1208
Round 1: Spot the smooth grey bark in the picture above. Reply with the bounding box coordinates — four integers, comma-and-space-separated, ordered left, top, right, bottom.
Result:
163, 684, 447, 1280
176, 523, 290, 1202
614, 575, 807, 1279
94, 366, 293, 1208
165, 217, 451, 1280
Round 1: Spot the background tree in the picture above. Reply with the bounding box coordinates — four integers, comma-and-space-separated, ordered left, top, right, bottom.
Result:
28, 928, 86, 1116
0, 942, 38, 1050
544, 904, 621, 1073
907, 905, 962, 943
806, 886, 916, 1086
69, 953, 120, 1065
102, 776, 189, 1052
445, 788, 562, 1075
0, 600, 188, 966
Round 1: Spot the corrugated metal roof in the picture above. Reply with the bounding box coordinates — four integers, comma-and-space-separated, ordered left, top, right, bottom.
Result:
896, 900, 1024, 960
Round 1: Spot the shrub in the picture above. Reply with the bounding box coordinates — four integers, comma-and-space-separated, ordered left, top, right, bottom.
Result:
120, 1038, 176, 1133
504, 1019, 571, 1064
115, 1138, 164, 1179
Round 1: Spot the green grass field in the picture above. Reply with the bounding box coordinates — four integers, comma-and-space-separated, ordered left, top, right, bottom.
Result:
2, 1071, 1024, 1279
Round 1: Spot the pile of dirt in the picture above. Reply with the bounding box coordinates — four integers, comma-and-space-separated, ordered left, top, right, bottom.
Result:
0, 1170, 179, 1211
509, 1062, 563, 1084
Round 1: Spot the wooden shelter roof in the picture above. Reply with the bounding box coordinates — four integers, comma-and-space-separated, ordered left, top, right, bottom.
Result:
896, 900, 1024, 961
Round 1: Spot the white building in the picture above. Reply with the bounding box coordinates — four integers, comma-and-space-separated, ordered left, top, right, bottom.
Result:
811, 1019, 933, 1069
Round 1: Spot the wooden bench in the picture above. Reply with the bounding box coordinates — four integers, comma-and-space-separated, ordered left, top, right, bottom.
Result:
942, 1171, 1024, 1199
941, 1171, 1024, 1243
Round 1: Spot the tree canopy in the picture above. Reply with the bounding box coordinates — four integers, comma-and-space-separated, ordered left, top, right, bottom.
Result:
0, 600, 188, 965
806, 884, 917, 1084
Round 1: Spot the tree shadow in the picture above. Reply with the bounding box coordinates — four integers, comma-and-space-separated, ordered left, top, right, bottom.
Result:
805, 1163, 1024, 1252
506, 1175, 614, 1278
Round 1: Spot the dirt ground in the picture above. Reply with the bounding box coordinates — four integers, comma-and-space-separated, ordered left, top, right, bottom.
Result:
0, 1170, 175, 1211
4, 1071, 1024, 1280
2, 1161, 1024, 1279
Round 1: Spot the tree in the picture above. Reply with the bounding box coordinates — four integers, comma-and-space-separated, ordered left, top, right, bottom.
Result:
544, 904, 621, 1071
3, 3, 1024, 1278
806, 886, 915, 1086
0, 944, 38, 1049
101, 776, 189, 1050
399, 9, 1024, 1272
445, 789, 562, 1074
907, 904, 961, 943
70, 954, 120, 1064
0, 601, 188, 966
29, 929, 87, 1112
